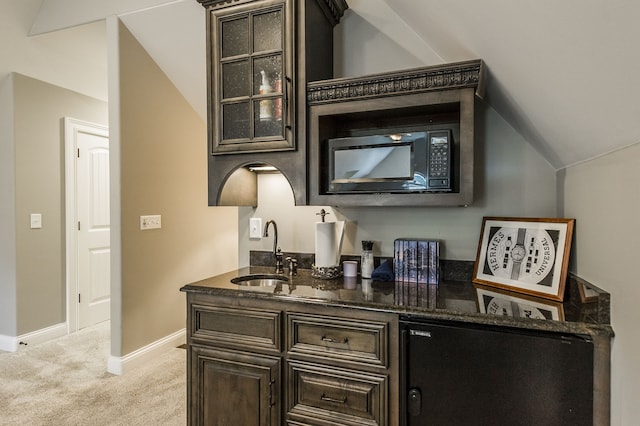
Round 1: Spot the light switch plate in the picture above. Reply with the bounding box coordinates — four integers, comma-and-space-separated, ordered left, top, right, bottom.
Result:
249, 217, 262, 239
30, 213, 42, 229
140, 215, 161, 230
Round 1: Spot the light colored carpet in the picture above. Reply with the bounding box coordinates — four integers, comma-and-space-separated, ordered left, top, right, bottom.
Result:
0, 321, 186, 425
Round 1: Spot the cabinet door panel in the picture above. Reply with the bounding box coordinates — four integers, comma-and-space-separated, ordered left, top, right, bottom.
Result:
192, 346, 280, 426
220, 17, 249, 58
222, 60, 250, 99
221, 16, 249, 58
222, 102, 250, 140
253, 55, 282, 95
253, 9, 282, 52
254, 100, 284, 138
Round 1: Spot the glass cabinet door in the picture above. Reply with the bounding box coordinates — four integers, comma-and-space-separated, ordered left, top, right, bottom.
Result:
212, 0, 289, 154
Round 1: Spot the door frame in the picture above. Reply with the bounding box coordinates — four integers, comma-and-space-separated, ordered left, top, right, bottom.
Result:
64, 117, 110, 333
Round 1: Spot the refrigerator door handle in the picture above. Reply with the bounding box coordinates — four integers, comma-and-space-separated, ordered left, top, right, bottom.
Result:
408, 387, 422, 416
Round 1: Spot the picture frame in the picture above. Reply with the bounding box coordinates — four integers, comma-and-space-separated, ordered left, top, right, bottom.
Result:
472, 217, 575, 301
576, 277, 599, 303
475, 284, 565, 321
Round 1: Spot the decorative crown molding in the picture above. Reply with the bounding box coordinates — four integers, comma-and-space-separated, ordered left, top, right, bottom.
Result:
316, 0, 349, 26
307, 59, 485, 105
198, 0, 348, 24
197, 0, 244, 8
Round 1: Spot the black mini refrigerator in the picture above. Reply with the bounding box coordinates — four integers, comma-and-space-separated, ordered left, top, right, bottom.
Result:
400, 317, 594, 425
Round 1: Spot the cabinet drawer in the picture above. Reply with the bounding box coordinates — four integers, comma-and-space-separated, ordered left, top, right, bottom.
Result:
287, 361, 387, 426
191, 304, 281, 351
287, 313, 388, 367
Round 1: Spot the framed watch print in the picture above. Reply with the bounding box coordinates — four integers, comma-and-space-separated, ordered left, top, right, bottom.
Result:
472, 217, 575, 301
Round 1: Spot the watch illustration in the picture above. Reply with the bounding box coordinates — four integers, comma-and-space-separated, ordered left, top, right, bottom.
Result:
510, 228, 527, 280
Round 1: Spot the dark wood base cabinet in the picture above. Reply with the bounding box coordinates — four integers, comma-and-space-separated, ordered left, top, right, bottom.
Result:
186, 292, 399, 425
184, 290, 609, 425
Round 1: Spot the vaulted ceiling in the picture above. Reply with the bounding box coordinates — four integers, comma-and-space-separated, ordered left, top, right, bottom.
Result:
25, 0, 640, 170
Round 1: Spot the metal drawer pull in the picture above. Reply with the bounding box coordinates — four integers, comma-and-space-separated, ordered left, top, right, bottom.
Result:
321, 336, 349, 344
321, 394, 347, 404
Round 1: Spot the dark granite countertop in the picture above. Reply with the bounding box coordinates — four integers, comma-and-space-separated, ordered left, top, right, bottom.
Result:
180, 262, 613, 338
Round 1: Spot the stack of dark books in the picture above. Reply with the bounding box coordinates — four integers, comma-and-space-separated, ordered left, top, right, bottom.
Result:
393, 239, 440, 307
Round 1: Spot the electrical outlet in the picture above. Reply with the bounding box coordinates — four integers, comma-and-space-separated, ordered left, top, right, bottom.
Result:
140, 215, 161, 230
249, 217, 262, 239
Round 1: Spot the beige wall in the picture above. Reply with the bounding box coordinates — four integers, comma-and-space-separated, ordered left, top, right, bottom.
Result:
334, 5, 429, 78
0, 0, 107, 103
562, 143, 640, 425
9, 73, 107, 336
0, 0, 109, 340
112, 20, 238, 356
0, 75, 17, 336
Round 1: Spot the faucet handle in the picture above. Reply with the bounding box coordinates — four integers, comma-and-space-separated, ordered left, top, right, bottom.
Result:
275, 248, 284, 274
286, 257, 298, 275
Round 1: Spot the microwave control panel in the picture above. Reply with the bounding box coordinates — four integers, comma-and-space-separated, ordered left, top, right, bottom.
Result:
426, 130, 452, 191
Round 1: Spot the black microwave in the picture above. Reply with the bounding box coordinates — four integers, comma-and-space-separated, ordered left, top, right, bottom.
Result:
325, 130, 453, 194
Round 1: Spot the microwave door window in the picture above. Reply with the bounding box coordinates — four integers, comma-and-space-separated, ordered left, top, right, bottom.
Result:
335, 146, 395, 180
333, 144, 412, 182
326, 132, 436, 194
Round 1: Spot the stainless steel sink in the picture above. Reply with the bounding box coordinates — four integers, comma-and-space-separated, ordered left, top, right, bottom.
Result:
231, 274, 289, 287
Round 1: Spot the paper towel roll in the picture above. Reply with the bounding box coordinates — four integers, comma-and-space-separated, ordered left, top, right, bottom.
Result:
315, 222, 336, 267
315, 221, 345, 267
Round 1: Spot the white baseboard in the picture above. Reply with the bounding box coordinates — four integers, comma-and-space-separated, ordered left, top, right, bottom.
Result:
0, 335, 15, 352
107, 328, 186, 376
0, 322, 67, 352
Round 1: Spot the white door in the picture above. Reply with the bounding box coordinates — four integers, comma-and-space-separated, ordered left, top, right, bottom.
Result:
65, 118, 110, 330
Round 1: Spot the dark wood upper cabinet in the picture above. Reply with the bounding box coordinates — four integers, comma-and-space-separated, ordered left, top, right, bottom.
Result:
208, 0, 292, 154
197, 1, 484, 207
197, 0, 348, 205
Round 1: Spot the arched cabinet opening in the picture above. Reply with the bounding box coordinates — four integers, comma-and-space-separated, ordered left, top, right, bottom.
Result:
216, 163, 297, 207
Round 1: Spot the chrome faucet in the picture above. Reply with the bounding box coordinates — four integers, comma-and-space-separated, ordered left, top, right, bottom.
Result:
263, 220, 284, 273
